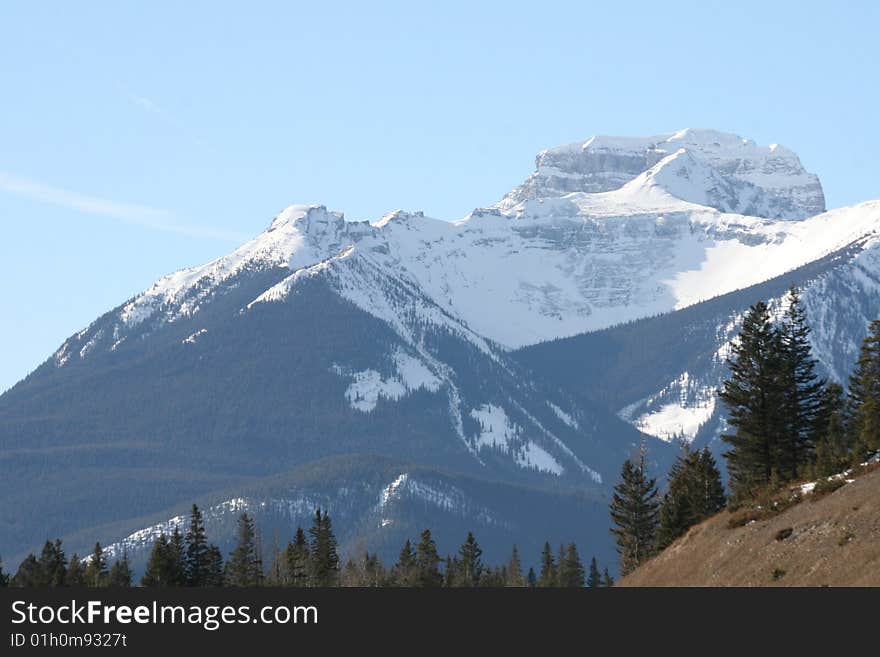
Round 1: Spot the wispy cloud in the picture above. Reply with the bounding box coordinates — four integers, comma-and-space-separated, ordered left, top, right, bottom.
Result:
119, 84, 210, 149
0, 172, 248, 242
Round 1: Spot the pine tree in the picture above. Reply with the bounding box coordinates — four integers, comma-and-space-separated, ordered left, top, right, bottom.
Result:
778, 287, 824, 478
609, 448, 659, 576
587, 556, 601, 588
141, 534, 175, 587
83, 543, 108, 587
811, 382, 851, 477
719, 301, 787, 501
848, 320, 880, 457
184, 504, 210, 587
12, 554, 39, 587
558, 543, 585, 587
285, 528, 310, 587
0, 557, 8, 587
602, 567, 615, 587
526, 567, 537, 587
506, 545, 526, 587
414, 529, 442, 588
392, 539, 417, 586
107, 553, 133, 587
37, 539, 67, 586
206, 545, 225, 586
443, 556, 456, 588
307, 509, 339, 587
691, 448, 726, 519
537, 541, 557, 587
168, 528, 187, 585
225, 513, 261, 586
66, 553, 85, 587
455, 532, 483, 587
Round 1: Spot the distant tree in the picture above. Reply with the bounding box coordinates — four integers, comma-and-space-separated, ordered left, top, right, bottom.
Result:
168, 528, 187, 585
391, 539, 416, 587
558, 543, 585, 588
225, 513, 261, 586
812, 382, 851, 477
142, 534, 175, 587
587, 557, 602, 588
506, 545, 526, 587
526, 567, 537, 588
537, 541, 557, 587
206, 545, 224, 586
0, 557, 8, 587
848, 320, 880, 457
609, 448, 659, 576
66, 553, 85, 587
82, 543, 108, 588
285, 528, 310, 587
307, 509, 339, 587
37, 539, 67, 587
720, 301, 787, 501
107, 553, 133, 587
455, 532, 483, 587
443, 556, 457, 588
414, 529, 442, 588
602, 567, 615, 587
12, 554, 40, 587
184, 505, 211, 586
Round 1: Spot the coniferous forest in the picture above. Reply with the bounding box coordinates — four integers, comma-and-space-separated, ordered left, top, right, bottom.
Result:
3, 290, 878, 587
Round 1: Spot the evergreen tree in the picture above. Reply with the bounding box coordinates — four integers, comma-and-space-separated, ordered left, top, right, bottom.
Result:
0, 557, 8, 587
778, 287, 824, 478
205, 545, 225, 586
587, 556, 601, 588
285, 528, 310, 587
455, 532, 483, 587
691, 448, 727, 519
83, 543, 108, 588
66, 553, 85, 587
225, 513, 261, 586
414, 529, 442, 588
12, 554, 40, 587
141, 534, 176, 587
609, 448, 659, 576
37, 539, 67, 586
720, 301, 787, 500
812, 382, 851, 477
307, 509, 339, 587
526, 567, 537, 587
848, 320, 880, 457
184, 504, 210, 587
558, 543, 585, 588
537, 541, 557, 587
443, 556, 456, 588
506, 545, 526, 587
602, 567, 615, 587
107, 553, 133, 587
168, 528, 187, 585
392, 539, 417, 587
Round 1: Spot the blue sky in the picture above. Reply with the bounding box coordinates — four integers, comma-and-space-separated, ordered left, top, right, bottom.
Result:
1, 1, 878, 392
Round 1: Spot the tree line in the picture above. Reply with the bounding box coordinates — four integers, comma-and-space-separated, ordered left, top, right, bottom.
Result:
608, 288, 880, 576
0, 506, 615, 588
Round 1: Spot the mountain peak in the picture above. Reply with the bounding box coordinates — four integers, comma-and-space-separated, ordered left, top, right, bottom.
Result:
499, 128, 825, 220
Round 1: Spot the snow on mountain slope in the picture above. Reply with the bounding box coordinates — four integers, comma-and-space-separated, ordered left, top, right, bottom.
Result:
51, 130, 879, 362
499, 128, 825, 219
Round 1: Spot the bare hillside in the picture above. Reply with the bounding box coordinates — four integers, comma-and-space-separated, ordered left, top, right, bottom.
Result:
620, 466, 880, 587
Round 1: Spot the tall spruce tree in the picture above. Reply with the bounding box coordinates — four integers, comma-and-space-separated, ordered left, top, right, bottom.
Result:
83, 543, 108, 588
414, 529, 442, 588
12, 554, 40, 587
206, 545, 224, 586
141, 533, 183, 587
506, 545, 526, 587
37, 539, 67, 587
778, 287, 824, 478
609, 448, 659, 576
455, 532, 483, 587
587, 556, 601, 588
848, 320, 880, 457
526, 567, 537, 587
184, 504, 210, 586
392, 539, 417, 587
602, 567, 615, 587
307, 509, 339, 587
719, 301, 787, 500
537, 541, 557, 587
558, 543, 585, 587
225, 513, 261, 586
285, 528, 310, 587
66, 553, 85, 587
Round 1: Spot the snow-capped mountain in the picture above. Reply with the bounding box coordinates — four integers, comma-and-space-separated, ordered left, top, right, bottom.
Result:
2, 128, 879, 570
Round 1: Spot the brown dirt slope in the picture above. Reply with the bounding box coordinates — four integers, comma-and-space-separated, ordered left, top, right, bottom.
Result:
620, 467, 880, 586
